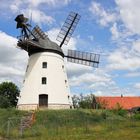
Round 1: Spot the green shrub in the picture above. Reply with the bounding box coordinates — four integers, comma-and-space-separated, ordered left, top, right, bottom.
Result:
101, 111, 108, 119
133, 113, 140, 120
117, 109, 127, 117
112, 108, 127, 117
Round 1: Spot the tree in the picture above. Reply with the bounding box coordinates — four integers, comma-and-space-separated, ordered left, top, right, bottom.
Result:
79, 94, 97, 109
72, 95, 80, 108
79, 94, 91, 109
0, 82, 20, 108
72, 94, 98, 109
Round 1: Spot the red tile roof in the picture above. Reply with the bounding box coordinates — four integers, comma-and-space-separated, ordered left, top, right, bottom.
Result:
97, 96, 140, 109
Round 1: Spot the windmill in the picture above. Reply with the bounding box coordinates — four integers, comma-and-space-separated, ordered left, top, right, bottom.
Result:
15, 12, 100, 110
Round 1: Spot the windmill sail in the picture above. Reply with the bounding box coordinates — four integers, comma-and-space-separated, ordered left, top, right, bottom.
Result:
31, 25, 48, 40
56, 12, 80, 47
66, 49, 100, 67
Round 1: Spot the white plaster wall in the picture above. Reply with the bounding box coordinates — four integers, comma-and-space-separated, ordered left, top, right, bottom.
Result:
18, 52, 71, 109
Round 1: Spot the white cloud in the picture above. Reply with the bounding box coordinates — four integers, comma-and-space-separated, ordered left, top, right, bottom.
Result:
21, 9, 54, 25
9, 0, 22, 13
89, 1, 140, 47
0, 64, 24, 77
93, 86, 135, 97
115, 0, 140, 34
89, 80, 115, 89
90, 0, 140, 96
0, 31, 28, 85
66, 62, 92, 78
134, 83, 140, 89
69, 68, 111, 87
133, 40, 140, 53
9, 0, 72, 10
47, 28, 60, 42
0, 31, 17, 48
62, 38, 77, 54
107, 46, 140, 71
2, 0, 72, 25
89, 1, 118, 26
10, 4, 19, 13
124, 72, 140, 78
26, 0, 72, 7
110, 22, 120, 40
92, 90, 103, 96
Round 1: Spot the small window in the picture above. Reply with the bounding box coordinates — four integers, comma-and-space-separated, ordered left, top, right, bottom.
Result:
42, 62, 47, 68
42, 77, 47, 84
62, 65, 64, 69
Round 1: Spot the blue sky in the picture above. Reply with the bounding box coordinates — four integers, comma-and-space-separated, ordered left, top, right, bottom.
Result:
0, 0, 140, 96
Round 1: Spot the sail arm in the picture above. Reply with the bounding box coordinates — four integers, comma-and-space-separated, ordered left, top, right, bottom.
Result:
56, 12, 80, 47
65, 49, 100, 67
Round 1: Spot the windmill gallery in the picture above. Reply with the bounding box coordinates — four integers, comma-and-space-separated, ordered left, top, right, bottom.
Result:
15, 12, 100, 110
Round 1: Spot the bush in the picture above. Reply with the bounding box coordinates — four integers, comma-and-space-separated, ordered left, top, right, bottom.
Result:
133, 114, 140, 120
101, 111, 108, 119
113, 109, 127, 117
117, 109, 127, 117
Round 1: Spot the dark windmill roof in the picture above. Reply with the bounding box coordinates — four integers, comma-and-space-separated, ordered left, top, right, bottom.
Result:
17, 37, 64, 57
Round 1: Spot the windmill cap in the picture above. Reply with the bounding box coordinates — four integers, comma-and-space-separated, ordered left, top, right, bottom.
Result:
38, 37, 64, 56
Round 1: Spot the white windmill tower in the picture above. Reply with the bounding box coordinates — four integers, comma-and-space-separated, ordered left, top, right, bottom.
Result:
15, 12, 100, 110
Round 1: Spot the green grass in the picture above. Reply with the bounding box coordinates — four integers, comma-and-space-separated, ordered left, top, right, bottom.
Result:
0, 108, 140, 140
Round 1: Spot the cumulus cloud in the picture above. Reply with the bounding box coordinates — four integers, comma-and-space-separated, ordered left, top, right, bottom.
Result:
66, 63, 92, 78
124, 72, 140, 78
134, 83, 140, 89
115, 0, 140, 34
25, 0, 72, 8
133, 40, 140, 53
89, 1, 118, 26
9, 0, 72, 10
104, 1, 140, 73
1, 0, 72, 25
0, 31, 28, 85
89, 1, 139, 46
88, 1, 140, 96
107, 46, 140, 71
110, 22, 120, 40
89, 0, 140, 35
21, 9, 54, 25
47, 28, 60, 42
68, 68, 112, 87
81, 83, 135, 97
0, 64, 24, 77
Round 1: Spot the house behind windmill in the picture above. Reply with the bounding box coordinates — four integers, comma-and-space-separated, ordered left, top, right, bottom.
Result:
97, 96, 140, 110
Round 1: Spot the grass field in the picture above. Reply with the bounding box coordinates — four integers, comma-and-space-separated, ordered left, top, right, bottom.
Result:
0, 108, 140, 140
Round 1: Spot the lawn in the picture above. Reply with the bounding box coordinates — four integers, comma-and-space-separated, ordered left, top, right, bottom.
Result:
0, 108, 140, 140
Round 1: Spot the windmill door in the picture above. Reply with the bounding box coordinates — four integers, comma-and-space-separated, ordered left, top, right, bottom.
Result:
39, 94, 48, 107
